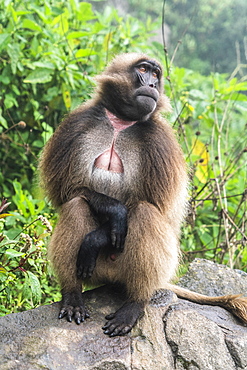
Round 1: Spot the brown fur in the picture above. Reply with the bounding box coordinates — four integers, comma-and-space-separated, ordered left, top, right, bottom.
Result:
40, 53, 247, 330
166, 284, 247, 323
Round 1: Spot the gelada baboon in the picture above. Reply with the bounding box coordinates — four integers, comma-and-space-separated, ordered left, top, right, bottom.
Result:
40, 53, 247, 336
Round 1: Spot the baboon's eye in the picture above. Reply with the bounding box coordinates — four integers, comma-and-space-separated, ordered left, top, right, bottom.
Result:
139, 66, 147, 74
153, 71, 158, 78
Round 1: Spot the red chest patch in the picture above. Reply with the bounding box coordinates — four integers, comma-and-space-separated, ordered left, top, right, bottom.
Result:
94, 110, 137, 173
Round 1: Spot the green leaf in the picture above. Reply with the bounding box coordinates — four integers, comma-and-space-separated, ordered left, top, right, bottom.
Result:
0, 267, 7, 274
13, 180, 22, 195
16, 10, 32, 16
62, 84, 71, 110
25, 197, 35, 216
222, 92, 247, 102
32, 140, 44, 148
52, 11, 69, 34
26, 271, 42, 303
0, 239, 19, 247
22, 19, 43, 32
32, 61, 55, 69
7, 44, 20, 74
4, 94, 18, 109
24, 68, 53, 84
77, 2, 95, 21
67, 31, 91, 39
5, 249, 25, 258
0, 108, 8, 128
9, 4, 18, 23
75, 48, 94, 58
0, 34, 10, 52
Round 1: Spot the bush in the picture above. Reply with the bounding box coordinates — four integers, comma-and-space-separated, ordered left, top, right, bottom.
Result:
0, 181, 59, 315
167, 66, 247, 269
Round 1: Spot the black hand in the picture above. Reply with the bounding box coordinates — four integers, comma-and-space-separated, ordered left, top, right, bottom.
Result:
110, 205, 128, 250
76, 224, 111, 279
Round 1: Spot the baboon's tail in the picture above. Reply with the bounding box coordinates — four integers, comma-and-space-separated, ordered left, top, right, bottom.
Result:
166, 283, 247, 324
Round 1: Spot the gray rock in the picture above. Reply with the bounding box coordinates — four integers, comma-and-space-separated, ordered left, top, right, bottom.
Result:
178, 258, 247, 296
164, 300, 247, 370
165, 309, 236, 370
0, 287, 175, 370
0, 259, 247, 370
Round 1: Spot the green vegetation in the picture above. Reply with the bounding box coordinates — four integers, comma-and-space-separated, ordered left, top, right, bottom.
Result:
166, 67, 247, 270
0, 0, 246, 315
128, 0, 247, 75
164, 0, 247, 75
0, 184, 59, 314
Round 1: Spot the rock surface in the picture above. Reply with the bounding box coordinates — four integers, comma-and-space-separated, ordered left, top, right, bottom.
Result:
178, 258, 247, 296
1, 259, 247, 370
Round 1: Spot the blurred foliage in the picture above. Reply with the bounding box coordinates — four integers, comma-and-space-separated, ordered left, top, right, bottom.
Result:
164, 0, 247, 75
113, 0, 247, 75
0, 0, 246, 316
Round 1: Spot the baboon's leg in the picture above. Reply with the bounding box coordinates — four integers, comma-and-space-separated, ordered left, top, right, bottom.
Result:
48, 197, 96, 324
102, 201, 179, 336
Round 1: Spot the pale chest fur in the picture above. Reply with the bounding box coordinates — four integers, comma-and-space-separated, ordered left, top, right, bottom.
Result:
73, 109, 141, 201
